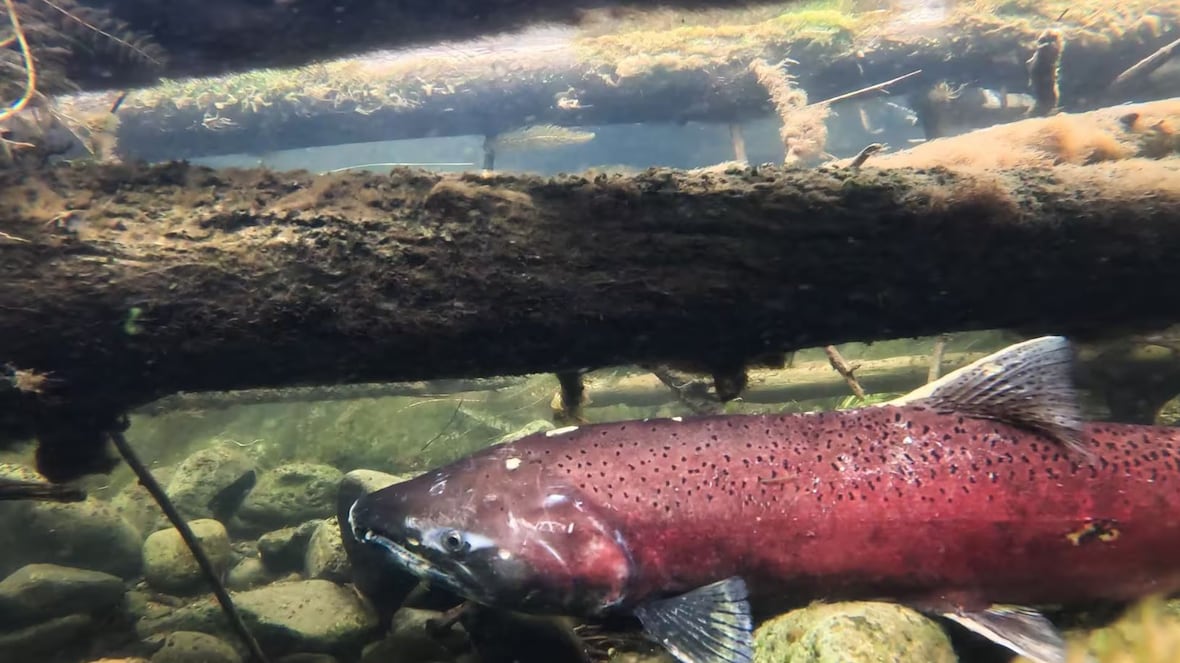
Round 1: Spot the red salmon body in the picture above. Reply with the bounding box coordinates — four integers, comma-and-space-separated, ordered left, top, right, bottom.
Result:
510, 407, 1180, 613
348, 336, 1177, 663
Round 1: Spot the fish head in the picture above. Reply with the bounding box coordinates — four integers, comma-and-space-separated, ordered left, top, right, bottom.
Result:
348, 447, 635, 616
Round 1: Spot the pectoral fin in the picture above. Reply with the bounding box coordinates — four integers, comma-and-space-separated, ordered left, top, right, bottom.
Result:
942, 605, 1068, 663
633, 576, 754, 663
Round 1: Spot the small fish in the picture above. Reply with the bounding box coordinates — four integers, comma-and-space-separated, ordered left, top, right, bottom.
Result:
0, 477, 86, 502
348, 337, 1180, 663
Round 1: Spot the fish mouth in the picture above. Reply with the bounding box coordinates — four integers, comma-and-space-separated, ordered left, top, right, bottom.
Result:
348, 499, 433, 578
347, 499, 485, 600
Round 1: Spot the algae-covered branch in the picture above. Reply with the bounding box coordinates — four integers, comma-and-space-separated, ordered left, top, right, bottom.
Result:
2, 98, 1180, 480
56, 0, 1180, 161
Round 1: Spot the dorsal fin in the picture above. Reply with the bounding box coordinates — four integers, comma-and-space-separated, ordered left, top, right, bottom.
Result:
886, 336, 1091, 459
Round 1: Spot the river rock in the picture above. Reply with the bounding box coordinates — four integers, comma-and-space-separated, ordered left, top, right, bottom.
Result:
226, 557, 276, 591
0, 563, 124, 627
150, 631, 242, 663
165, 447, 257, 525
124, 588, 175, 623
360, 607, 470, 663
110, 466, 175, 538
138, 579, 378, 654
753, 602, 956, 663
305, 518, 350, 582
0, 613, 93, 659
1070, 597, 1180, 662
258, 521, 320, 573
142, 519, 231, 594
339, 469, 411, 499
0, 464, 143, 579
238, 463, 342, 532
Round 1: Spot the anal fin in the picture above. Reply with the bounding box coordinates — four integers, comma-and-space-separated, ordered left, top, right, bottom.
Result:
942, 605, 1069, 663
633, 576, 754, 663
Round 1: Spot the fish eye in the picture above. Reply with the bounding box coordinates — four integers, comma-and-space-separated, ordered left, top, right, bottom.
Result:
441, 529, 466, 553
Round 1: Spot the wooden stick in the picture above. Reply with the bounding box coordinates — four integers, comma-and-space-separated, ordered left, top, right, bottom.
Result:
823, 345, 866, 400
813, 69, 923, 107
109, 427, 271, 663
1111, 37, 1180, 90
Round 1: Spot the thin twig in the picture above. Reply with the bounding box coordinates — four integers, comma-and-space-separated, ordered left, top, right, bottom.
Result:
108, 427, 271, 663
110, 90, 128, 114
813, 69, 922, 107
421, 398, 464, 451
823, 345, 866, 400
0, 0, 37, 123
1110, 37, 1180, 90
0, 230, 30, 242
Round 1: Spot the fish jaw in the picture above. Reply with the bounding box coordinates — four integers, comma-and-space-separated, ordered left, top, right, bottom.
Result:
347, 499, 452, 588
348, 450, 637, 616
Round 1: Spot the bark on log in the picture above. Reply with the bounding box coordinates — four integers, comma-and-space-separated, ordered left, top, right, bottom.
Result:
3, 99, 1180, 481
55, 0, 1179, 161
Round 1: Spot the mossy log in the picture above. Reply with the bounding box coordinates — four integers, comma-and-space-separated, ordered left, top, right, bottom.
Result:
61, 0, 1179, 161
89, 0, 798, 85
3, 98, 1180, 481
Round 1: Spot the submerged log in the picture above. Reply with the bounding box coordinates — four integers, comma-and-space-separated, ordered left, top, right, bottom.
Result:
128, 343, 1180, 422
56, 0, 1179, 161
87, 0, 799, 85
2, 98, 1180, 480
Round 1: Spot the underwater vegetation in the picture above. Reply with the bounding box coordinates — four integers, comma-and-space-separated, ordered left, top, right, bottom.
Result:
0, 0, 163, 164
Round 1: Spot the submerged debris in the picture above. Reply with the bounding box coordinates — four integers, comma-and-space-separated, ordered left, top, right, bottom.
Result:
748, 57, 830, 166
1027, 28, 1064, 116
0, 476, 84, 502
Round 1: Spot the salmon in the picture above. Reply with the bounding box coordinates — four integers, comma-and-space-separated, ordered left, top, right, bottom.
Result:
348, 336, 1180, 663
